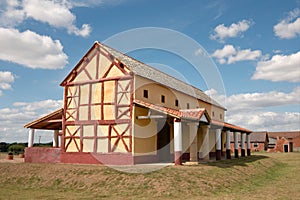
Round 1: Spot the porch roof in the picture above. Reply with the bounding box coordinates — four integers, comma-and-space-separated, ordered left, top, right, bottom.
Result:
211, 120, 252, 134
24, 109, 63, 130
134, 99, 210, 123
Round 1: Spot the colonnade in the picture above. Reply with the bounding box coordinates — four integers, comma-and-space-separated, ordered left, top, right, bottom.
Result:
173, 118, 251, 165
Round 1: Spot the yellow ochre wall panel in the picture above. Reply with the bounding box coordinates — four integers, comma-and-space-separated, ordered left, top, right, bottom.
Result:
134, 76, 225, 122
133, 106, 157, 155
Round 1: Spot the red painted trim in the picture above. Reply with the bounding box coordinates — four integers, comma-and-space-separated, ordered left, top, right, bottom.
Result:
65, 75, 133, 86
234, 149, 239, 158
241, 149, 246, 157
96, 51, 100, 80
174, 151, 182, 165
226, 149, 231, 159
134, 154, 158, 164
60, 152, 134, 165
216, 150, 221, 160
65, 119, 131, 125
247, 149, 251, 156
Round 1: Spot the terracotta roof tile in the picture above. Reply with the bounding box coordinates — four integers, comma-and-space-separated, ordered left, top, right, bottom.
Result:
134, 99, 208, 121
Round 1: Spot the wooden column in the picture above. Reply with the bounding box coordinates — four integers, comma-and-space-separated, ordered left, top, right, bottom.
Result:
241, 133, 246, 157
215, 129, 222, 160
28, 129, 35, 147
188, 122, 198, 163
174, 118, 182, 165
199, 125, 210, 161
246, 134, 251, 156
226, 130, 231, 159
53, 130, 59, 148
234, 132, 239, 158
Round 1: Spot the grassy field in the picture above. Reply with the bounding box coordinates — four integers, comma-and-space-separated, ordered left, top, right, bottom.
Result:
0, 152, 299, 199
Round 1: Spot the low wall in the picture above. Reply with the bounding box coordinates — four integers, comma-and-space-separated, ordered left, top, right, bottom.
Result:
60, 152, 134, 165
25, 147, 61, 163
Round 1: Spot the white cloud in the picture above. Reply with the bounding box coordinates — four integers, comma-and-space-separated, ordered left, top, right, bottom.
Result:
0, 99, 63, 143
274, 8, 300, 39
252, 51, 300, 82
212, 45, 262, 64
226, 87, 300, 112
227, 111, 300, 132
0, 71, 15, 90
13, 99, 63, 112
210, 19, 252, 42
0, 28, 68, 69
0, 0, 92, 37
205, 88, 300, 131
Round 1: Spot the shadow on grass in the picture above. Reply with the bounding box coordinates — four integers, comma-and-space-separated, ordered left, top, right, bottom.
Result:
202, 155, 270, 168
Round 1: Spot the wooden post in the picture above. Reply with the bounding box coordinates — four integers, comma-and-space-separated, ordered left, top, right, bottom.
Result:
246, 134, 251, 156
226, 130, 231, 159
174, 118, 182, 165
234, 132, 239, 158
188, 122, 198, 164
215, 129, 222, 160
53, 130, 59, 148
28, 129, 35, 147
241, 133, 245, 157
199, 125, 210, 161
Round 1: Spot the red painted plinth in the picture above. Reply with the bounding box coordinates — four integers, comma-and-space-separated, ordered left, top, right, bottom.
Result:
226, 149, 231, 159
174, 151, 182, 165
247, 149, 251, 156
216, 150, 221, 160
241, 149, 246, 157
234, 149, 239, 158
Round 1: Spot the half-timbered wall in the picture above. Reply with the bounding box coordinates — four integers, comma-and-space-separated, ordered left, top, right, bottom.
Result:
62, 45, 133, 154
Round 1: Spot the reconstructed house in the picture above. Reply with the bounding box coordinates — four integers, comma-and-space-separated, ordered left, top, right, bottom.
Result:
24, 42, 252, 165
268, 131, 300, 152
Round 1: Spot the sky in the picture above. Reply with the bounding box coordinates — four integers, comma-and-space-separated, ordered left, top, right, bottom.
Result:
0, 0, 299, 143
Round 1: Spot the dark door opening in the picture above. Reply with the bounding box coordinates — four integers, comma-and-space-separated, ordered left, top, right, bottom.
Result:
157, 120, 171, 162
284, 144, 289, 153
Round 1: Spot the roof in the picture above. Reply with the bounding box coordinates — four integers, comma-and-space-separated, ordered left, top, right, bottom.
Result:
268, 131, 300, 139
24, 109, 63, 130
61, 42, 225, 110
250, 132, 268, 142
134, 99, 210, 122
212, 120, 252, 133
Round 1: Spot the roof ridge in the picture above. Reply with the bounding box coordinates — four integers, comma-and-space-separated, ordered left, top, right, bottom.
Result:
96, 41, 225, 109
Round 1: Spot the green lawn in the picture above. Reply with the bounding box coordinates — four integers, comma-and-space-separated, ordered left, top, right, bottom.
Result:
0, 152, 299, 199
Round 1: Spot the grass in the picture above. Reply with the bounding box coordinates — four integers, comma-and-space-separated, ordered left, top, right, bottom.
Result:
0, 152, 299, 199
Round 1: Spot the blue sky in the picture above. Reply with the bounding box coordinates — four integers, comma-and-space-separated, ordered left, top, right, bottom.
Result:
0, 0, 299, 143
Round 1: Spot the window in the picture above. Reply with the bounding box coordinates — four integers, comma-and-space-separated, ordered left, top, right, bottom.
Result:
187, 103, 190, 109
175, 99, 179, 107
143, 90, 148, 98
161, 95, 165, 103
220, 114, 222, 119
254, 143, 258, 148
212, 111, 215, 117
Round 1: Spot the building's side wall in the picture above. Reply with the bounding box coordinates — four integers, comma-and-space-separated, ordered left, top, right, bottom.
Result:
62, 46, 134, 164
293, 135, 300, 152
134, 76, 225, 122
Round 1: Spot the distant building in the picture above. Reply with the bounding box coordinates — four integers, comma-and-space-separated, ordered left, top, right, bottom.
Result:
24, 42, 252, 165
268, 131, 300, 152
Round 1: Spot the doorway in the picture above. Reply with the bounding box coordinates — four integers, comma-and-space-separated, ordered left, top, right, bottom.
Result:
157, 120, 171, 162
284, 144, 289, 153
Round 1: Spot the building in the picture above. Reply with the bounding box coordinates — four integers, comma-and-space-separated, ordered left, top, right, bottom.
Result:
24, 42, 252, 165
232, 131, 269, 152
268, 131, 300, 152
